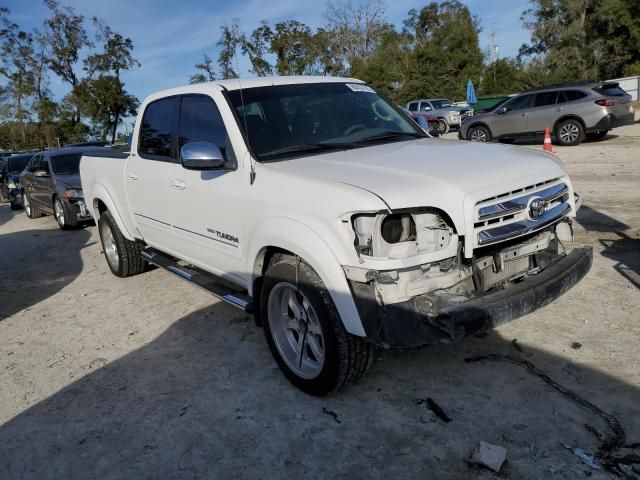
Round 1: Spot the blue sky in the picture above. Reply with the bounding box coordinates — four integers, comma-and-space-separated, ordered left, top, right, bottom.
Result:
4, 0, 531, 104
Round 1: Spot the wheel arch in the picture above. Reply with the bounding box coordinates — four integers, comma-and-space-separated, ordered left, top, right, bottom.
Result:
466, 121, 493, 139
553, 114, 586, 133
247, 219, 366, 337
89, 185, 137, 241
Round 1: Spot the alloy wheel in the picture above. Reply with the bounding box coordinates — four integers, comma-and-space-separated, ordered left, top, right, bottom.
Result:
24, 193, 31, 217
559, 123, 580, 144
470, 128, 488, 142
267, 282, 325, 379
100, 220, 120, 271
54, 199, 65, 227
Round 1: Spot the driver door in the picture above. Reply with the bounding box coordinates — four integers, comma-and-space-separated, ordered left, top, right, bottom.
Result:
491, 94, 534, 137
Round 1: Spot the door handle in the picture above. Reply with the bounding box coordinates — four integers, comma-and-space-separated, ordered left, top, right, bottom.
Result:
520, 113, 528, 117
171, 179, 186, 190
554, 107, 563, 112
128, 171, 139, 180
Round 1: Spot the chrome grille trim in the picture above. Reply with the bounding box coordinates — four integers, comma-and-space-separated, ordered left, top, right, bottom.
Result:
478, 203, 570, 246
478, 183, 568, 221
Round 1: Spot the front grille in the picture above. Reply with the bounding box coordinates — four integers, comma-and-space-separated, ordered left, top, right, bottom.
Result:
474, 180, 571, 247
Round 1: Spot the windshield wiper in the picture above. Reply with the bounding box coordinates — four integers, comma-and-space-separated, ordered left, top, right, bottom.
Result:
260, 142, 359, 159
357, 131, 426, 144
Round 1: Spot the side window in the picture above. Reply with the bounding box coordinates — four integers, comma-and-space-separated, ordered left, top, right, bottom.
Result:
505, 94, 534, 111
534, 91, 558, 107
138, 97, 177, 160
28, 156, 41, 172
562, 90, 588, 102
177, 95, 233, 160
408, 102, 418, 112
40, 157, 50, 174
419, 102, 432, 112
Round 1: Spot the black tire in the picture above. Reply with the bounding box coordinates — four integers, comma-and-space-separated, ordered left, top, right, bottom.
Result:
9, 201, 20, 210
23, 191, 43, 219
555, 119, 584, 146
436, 118, 450, 135
261, 255, 373, 396
53, 196, 78, 230
586, 130, 607, 141
467, 125, 492, 142
98, 210, 146, 278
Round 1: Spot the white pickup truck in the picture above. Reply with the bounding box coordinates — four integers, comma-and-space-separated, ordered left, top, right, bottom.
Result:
80, 76, 592, 395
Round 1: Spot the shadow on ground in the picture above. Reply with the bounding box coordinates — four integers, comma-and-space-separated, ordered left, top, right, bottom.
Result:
0, 208, 91, 319
577, 205, 640, 289
0, 299, 638, 479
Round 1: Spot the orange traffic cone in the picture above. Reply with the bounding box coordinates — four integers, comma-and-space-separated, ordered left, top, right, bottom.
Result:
543, 127, 554, 153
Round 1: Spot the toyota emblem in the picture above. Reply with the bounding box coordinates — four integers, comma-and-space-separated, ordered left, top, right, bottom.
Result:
528, 198, 547, 220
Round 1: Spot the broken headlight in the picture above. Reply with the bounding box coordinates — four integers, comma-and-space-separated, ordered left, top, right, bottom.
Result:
352, 209, 456, 259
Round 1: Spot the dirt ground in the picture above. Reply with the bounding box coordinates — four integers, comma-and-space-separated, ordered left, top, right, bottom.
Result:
1, 125, 639, 479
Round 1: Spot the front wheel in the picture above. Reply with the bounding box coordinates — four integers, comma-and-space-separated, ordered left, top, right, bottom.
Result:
53, 197, 78, 230
261, 255, 373, 396
468, 125, 491, 142
436, 119, 450, 135
23, 192, 42, 219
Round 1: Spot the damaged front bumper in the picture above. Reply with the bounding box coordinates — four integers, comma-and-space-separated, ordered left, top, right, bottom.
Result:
350, 246, 593, 348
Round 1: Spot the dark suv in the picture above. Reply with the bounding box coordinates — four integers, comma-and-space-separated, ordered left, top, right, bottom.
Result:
20, 147, 107, 229
460, 82, 634, 146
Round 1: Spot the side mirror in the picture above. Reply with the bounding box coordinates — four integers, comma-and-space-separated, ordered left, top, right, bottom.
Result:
496, 106, 508, 114
180, 141, 226, 170
34, 170, 50, 177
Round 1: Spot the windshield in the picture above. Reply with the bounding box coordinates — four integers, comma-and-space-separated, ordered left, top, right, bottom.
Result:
431, 99, 453, 109
51, 153, 82, 175
227, 83, 425, 160
8, 155, 32, 173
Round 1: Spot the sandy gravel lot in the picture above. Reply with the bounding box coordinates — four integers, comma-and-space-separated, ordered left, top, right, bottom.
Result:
1, 125, 639, 479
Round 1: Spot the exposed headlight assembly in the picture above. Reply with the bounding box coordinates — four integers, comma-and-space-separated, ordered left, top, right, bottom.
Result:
352, 209, 457, 259
7, 181, 17, 189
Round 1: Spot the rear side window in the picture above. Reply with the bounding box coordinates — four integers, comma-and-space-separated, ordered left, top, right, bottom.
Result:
408, 102, 418, 111
558, 90, 588, 103
534, 91, 558, 107
139, 97, 178, 160
593, 84, 627, 97
419, 102, 433, 112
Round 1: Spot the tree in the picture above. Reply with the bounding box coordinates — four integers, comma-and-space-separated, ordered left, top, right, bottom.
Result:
270, 20, 315, 75
83, 19, 140, 143
190, 54, 216, 83
217, 22, 242, 79
402, 1, 484, 100
242, 21, 273, 76
42, 0, 92, 124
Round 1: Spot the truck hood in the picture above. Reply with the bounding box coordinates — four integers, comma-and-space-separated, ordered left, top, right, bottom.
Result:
267, 138, 567, 231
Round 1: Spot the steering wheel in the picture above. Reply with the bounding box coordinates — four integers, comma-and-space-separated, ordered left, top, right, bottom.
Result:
372, 100, 392, 121
344, 124, 367, 136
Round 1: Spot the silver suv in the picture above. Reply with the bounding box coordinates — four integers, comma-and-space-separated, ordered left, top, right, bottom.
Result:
459, 82, 634, 146
406, 98, 470, 135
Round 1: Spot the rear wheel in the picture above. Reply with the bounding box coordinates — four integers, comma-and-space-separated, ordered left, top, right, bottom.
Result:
436, 119, 450, 135
23, 192, 42, 219
468, 125, 491, 142
586, 130, 607, 141
98, 210, 146, 277
261, 255, 373, 396
556, 119, 584, 146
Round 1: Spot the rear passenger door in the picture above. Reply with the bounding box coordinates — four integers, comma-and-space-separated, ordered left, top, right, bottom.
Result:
32, 155, 52, 210
527, 91, 560, 133
168, 93, 244, 280
127, 96, 178, 250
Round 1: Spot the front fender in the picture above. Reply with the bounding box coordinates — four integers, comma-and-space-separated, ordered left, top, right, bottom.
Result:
89, 184, 138, 241
246, 217, 366, 337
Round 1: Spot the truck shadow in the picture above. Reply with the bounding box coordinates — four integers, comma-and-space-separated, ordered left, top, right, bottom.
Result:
0, 214, 91, 319
577, 205, 640, 289
0, 299, 638, 479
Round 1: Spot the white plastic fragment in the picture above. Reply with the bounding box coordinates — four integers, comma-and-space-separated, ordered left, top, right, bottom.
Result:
469, 441, 507, 472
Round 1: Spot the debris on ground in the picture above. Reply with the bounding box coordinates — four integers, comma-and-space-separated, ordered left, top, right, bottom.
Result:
414, 397, 451, 423
469, 441, 507, 472
571, 342, 583, 350
572, 447, 601, 470
511, 339, 524, 353
322, 407, 341, 424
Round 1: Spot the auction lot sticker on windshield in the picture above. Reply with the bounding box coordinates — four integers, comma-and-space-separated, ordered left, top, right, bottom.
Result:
346, 83, 375, 93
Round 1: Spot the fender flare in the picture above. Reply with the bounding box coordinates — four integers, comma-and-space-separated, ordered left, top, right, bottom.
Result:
246, 217, 366, 337
89, 184, 137, 241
